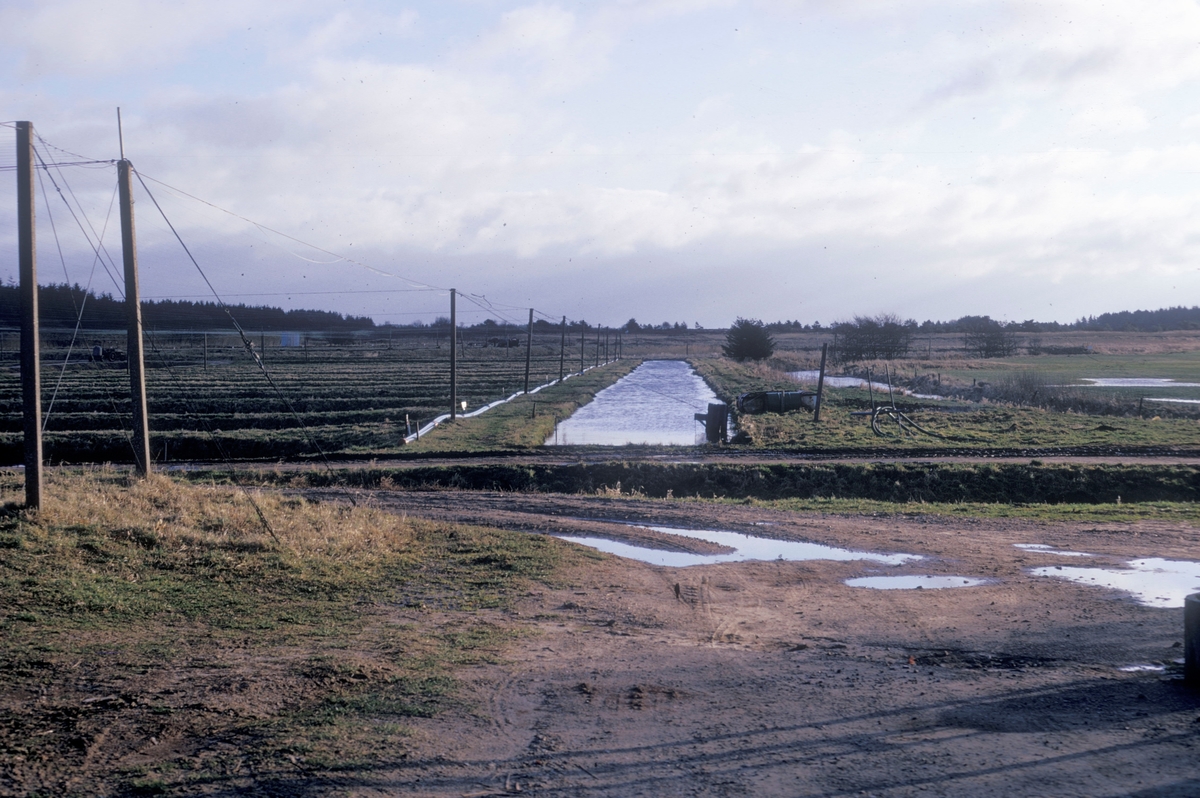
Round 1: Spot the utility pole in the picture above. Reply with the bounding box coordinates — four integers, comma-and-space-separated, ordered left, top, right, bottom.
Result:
523, 308, 534, 393
117, 144, 151, 475
449, 289, 457, 420
16, 121, 42, 509
558, 316, 566, 382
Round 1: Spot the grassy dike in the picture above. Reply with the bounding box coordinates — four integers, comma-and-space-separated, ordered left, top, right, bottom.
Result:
690, 357, 1200, 452
0, 469, 586, 796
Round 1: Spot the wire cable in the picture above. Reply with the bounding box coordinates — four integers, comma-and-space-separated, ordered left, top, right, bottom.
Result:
132, 165, 344, 483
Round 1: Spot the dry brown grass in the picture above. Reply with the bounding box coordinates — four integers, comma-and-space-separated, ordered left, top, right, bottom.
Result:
1, 467, 416, 564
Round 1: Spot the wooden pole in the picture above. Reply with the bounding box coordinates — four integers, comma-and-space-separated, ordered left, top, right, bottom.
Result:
594, 328, 600, 367
579, 327, 585, 374
813, 342, 828, 423
558, 316, 566, 382
118, 158, 151, 475
604, 330, 609, 363
523, 308, 533, 393
450, 289, 457, 419
203, 332, 208, 372
16, 121, 42, 509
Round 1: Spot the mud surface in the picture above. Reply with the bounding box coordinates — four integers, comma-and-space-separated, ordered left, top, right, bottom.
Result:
305, 490, 1200, 796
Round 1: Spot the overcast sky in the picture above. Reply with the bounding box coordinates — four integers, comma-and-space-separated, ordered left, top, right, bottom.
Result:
2, 0, 1200, 328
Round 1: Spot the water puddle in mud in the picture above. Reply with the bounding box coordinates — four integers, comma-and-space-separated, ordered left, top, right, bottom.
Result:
845, 576, 988, 590
1030, 557, 1200, 608
1080, 378, 1200, 388
547, 360, 720, 445
1014, 544, 1094, 557
556, 524, 920, 568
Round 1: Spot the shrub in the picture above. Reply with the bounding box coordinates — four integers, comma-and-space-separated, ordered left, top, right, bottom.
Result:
723, 318, 775, 361
833, 314, 914, 361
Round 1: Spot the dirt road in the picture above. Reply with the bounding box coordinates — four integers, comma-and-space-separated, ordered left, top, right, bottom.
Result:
293, 489, 1200, 796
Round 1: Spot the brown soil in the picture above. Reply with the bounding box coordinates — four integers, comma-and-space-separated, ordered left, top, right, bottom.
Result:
302, 490, 1200, 796
7, 491, 1199, 796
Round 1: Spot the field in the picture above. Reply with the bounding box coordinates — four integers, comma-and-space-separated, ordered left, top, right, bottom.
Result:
3, 327, 1200, 795
0, 326, 620, 464
4, 326, 1199, 464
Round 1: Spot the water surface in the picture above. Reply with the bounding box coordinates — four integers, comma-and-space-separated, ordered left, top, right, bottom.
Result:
1030, 557, 1200, 608
557, 524, 920, 568
548, 360, 720, 445
845, 576, 988, 590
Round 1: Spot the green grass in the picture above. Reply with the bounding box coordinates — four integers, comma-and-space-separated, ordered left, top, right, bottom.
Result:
691, 356, 1200, 451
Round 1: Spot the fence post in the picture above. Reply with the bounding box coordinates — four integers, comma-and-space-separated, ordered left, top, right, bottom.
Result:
813, 342, 828, 423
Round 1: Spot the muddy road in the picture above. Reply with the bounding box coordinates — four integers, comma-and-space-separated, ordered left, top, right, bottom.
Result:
295, 489, 1200, 796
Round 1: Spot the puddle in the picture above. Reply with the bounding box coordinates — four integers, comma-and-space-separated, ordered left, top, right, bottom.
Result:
1080, 378, 1200, 388
845, 575, 988, 590
1014, 544, 1094, 557
1030, 558, 1200, 608
547, 360, 721, 445
556, 524, 920, 568
1147, 397, 1200, 405
1118, 664, 1166, 673
788, 371, 879, 389
788, 371, 946, 401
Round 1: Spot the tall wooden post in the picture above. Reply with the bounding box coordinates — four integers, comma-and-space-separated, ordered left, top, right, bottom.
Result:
594, 328, 600, 367
16, 122, 42, 509
579, 327, 585, 374
523, 308, 533, 393
449, 289, 457, 419
813, 343, 828, 423
203, 333, 208, 372
558, 316, 566, 382
118, 159, 151, 475
604, 331, 609, 363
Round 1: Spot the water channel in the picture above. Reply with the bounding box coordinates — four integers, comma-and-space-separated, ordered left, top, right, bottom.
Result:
547, 360, 721, 446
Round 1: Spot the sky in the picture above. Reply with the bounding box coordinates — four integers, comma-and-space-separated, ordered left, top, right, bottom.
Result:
2, 0, 1200, 329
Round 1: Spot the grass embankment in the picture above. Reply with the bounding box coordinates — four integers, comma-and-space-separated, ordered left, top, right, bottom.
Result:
226, 461, 1200, 523
0, 469, 580, 796
691, 357, 1200, 452
405, 359, 639, 452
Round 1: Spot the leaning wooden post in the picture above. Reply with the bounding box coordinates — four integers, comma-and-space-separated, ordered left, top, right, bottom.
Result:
523, 308, 533, 393
450, 288, 457, 420
117, 158, 151, 476
16, 121, 42, 508
1186, 593, 1200, 686
813, 342, 828, 423
558, 316, 566, 383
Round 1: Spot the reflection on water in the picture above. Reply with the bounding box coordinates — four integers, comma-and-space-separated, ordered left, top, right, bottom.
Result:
845, 575, 988, 590
1030, 557, 1200, 608
557, 524, 920, 568
547, 360, 720, 446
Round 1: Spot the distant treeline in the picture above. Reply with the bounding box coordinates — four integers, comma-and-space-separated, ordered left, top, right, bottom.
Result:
0, 284, 377, 331
763, 306, 1200, 334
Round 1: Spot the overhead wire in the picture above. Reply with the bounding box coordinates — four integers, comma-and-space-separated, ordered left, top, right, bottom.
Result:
131, 164, 346, 485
